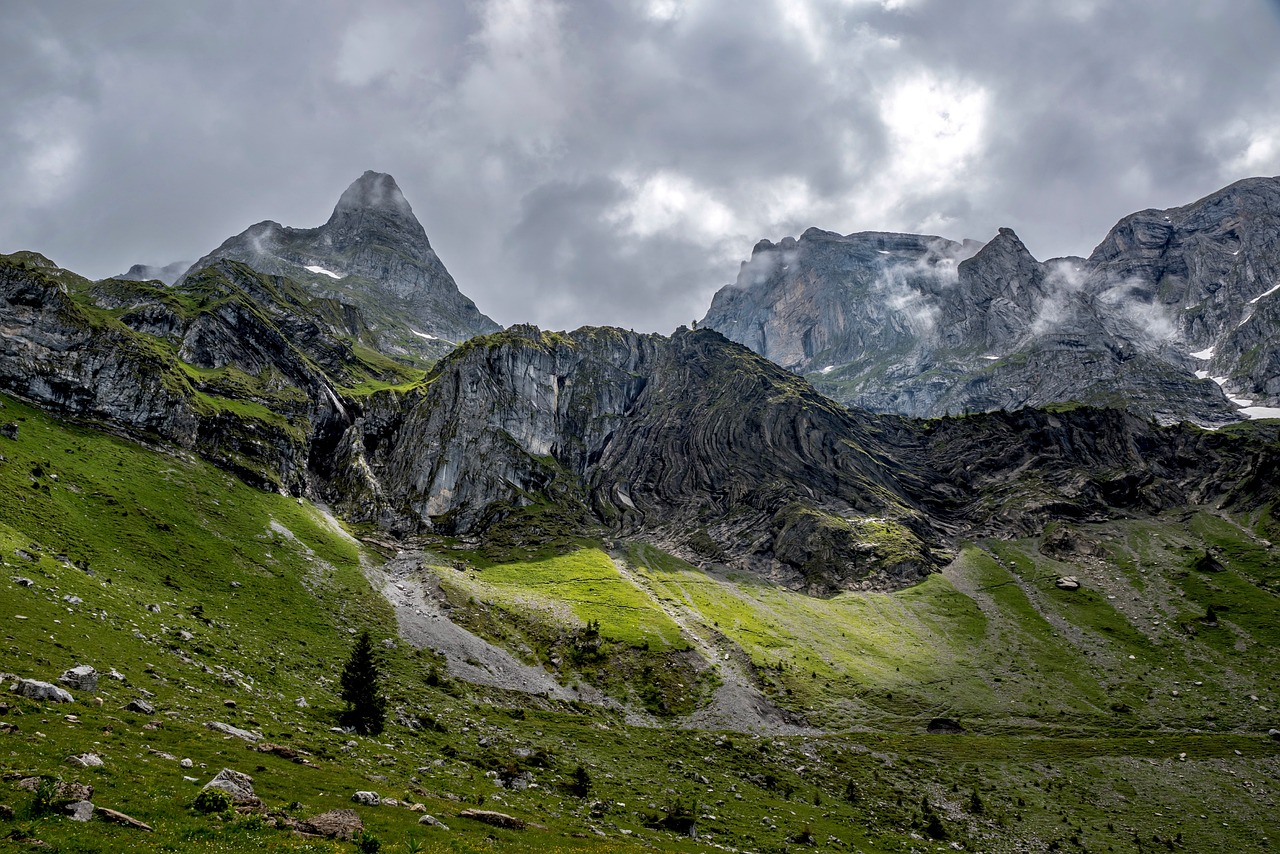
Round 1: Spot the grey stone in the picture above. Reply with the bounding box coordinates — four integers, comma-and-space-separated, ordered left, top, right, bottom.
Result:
351, 790, 380, 806
59, 665, 98, 693
302, 808, 362, 840
418, 814, 450, 830
65, 753, 104, 768
1055, 576, 1081, 590
65, 800, 94, 822
123, 699, 155, 715
11, 577, 33, 588
205, 721, 262, 742
202, 768, 261, 806
11, 679, 74, 703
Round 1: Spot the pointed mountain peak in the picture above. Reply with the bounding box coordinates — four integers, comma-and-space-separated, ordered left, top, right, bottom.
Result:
330, 171, 415, 220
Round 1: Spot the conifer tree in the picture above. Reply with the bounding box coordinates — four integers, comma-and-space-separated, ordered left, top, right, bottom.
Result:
340, 630, 387, 735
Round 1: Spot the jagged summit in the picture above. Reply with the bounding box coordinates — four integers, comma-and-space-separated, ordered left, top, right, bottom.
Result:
329, 170, 416, 220
181, 171, 499, 361
699, 177, 1280, 423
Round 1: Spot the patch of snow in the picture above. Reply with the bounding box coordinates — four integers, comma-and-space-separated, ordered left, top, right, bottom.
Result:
1229, 396, 1254, 407
1194, 370, 1210, 380
818, 365, 837, 375
1211, 376, 1229, 386
1249, 282, 1280, 304
982, 354, 999, 361
410, 329, 439, 341
1190, 347, 1214, 360
1241, 406, 1280, 420
303, 265, 343, 279
877, 250, 890, 255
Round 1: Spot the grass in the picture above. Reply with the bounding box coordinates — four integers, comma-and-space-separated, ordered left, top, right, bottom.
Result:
444, 548, 685, 650
0, 393, 1278, 852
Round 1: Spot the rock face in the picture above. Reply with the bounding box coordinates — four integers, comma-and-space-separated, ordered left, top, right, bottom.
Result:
701, 177, 1280, 422
182, 171, 500, 362
326, 325, 1280, 595
332, 326, 944, 594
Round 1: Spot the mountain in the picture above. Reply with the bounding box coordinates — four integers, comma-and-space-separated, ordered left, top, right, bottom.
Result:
701, 177, 1280, 424
3, 242, 1279, 852
182, 171, 500, 362
113, 260, 189, 285
7, 245, 1277, 596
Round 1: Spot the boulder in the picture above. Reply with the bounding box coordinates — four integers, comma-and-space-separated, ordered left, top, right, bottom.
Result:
1055, 576, 1080, 590
11, 679, 74, 703
202, 768, 261, 806
351, 790, 380, 806
418, 813, 450, 830
11, 577, 34, 588
1268, 728, 1280, 742
458, 808, 526, 829
59, 665, 98, 693
65, 800, 94, 822
65, 753, 104, 768
17, 778, 94, 803
205, 720, 262, 742
301, 808, 363, 840
123, 699, 155, 715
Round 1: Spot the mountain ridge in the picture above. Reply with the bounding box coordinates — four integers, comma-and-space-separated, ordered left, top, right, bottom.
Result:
701, 175, 1280, 424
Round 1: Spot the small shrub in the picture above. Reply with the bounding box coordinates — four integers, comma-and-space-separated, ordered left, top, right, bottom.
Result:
355, 830, 382, 853
192, 788, 234, 815
29, 777, 61, 818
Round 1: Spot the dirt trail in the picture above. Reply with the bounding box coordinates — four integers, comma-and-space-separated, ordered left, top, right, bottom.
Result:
369, 549, 602, 702
615, 552, 816, 735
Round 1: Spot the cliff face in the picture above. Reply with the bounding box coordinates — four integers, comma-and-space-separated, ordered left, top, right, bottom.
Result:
701, 177, 1280, 422
182, 171, 500, 363
0, 253, 318, 491
3, 251, 1277, 596
328, 326, 941, 595
322, 325, 1280, 595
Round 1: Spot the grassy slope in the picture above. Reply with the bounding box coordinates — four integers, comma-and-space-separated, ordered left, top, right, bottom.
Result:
0, 394, 1277, 853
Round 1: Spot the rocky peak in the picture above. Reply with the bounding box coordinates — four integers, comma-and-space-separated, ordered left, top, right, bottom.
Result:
179, 171, 500, 359
329, 171, 415, 220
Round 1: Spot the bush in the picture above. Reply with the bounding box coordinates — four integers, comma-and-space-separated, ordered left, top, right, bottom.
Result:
192, 787, 234, 815
340, 630, 387, 735
356, 830, 382, 853
29, 777, 61, 818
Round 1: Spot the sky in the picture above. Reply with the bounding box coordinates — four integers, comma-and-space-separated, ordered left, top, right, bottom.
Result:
3, 1, 1280, 334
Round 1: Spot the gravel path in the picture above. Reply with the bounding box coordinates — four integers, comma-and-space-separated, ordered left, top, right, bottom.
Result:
369, 550, 607, 703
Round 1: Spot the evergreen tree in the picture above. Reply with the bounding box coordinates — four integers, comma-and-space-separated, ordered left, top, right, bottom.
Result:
340, 630, 387, 735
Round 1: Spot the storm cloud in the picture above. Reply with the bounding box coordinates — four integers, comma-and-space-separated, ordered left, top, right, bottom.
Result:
2, 0, 1279, 333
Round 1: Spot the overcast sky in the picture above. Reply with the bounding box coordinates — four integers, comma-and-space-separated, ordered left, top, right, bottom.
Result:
3, 1, 1279, 333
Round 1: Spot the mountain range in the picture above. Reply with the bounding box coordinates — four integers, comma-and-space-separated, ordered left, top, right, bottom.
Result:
1, 171, 1278, 852
702, 176, 1280, 425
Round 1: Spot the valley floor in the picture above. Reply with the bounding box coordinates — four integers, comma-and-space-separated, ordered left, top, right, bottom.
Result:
1, 393, 1277, 852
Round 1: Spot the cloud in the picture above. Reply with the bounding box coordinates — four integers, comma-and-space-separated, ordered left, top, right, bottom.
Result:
1, 1, 1278, 334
